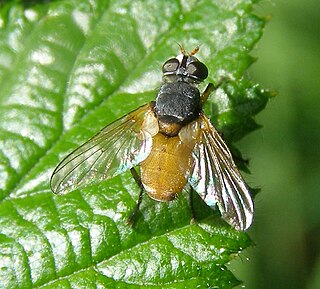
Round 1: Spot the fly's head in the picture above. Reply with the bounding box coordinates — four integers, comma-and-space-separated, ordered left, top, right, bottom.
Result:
162, 46, 208, 84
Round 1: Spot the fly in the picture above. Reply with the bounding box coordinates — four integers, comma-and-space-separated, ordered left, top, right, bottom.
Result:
50, 46, 254, 231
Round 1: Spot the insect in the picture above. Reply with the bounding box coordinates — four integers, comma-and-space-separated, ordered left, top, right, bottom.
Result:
50, 46, 254, 231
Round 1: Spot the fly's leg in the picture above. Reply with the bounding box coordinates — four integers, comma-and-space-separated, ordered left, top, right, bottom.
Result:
200, 83, 215, 105
189, 188, 197, 224
127, 167, 145, 225
200, 78, 228, 105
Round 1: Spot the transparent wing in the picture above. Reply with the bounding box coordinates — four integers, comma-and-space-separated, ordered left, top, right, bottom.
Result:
188, 114, 254, 231
50, 103, 158, 195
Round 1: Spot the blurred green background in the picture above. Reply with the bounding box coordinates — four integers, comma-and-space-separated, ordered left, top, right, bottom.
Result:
231, 0, 320, 288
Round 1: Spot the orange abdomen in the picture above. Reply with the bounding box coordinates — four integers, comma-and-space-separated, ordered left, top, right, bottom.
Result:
140, 133, 193, 201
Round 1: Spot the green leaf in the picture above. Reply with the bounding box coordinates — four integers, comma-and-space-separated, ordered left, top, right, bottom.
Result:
0, 0, 272, 288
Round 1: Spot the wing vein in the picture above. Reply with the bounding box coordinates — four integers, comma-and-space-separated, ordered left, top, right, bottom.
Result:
50, 104, 155, 194
188, 114, 253, 230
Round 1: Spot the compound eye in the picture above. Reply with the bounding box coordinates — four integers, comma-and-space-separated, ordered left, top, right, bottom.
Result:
162, 58, 180, 74
186, 61, 208, 80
